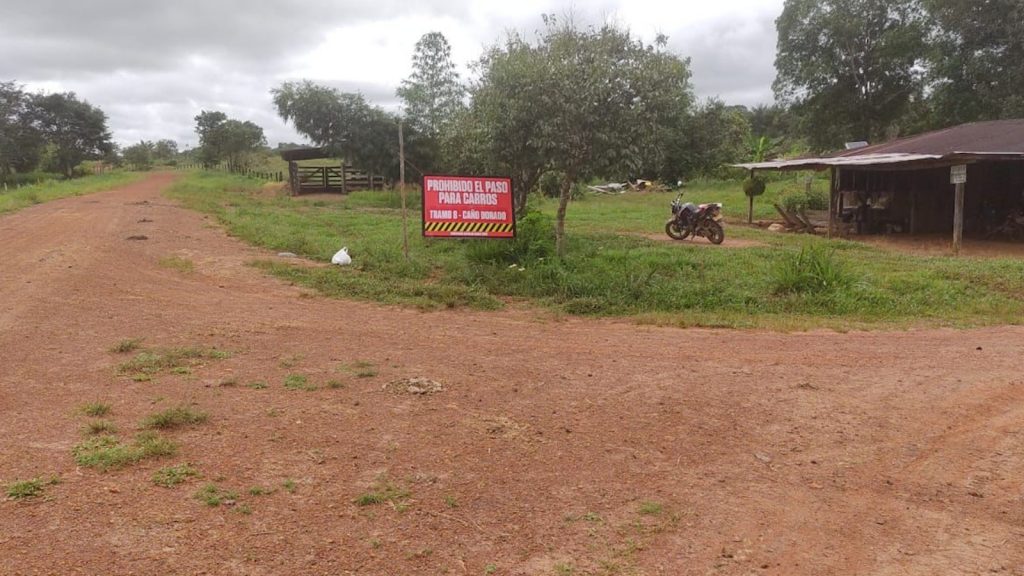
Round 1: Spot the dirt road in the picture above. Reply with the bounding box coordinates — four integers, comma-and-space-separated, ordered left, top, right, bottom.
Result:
1, 173, 1022, 575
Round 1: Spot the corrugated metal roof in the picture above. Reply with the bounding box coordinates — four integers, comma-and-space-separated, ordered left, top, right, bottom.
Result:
836, 119, 1024, 157
733, 153, 942, 171
733, 119, 1024, 171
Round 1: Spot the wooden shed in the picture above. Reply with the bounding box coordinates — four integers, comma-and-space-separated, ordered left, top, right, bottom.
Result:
281, 147, 387, 195
737, 119, 1024, 248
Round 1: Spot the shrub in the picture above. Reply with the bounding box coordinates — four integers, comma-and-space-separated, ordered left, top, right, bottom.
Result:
780, 184, 829, 212
774, 244, 852, 294
537, 171, 565, 198
465, 211, 555, 265
141, 406, 208, 429
743, 176, 766, 197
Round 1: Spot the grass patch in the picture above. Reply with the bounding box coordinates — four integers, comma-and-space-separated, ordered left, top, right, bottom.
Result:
152, 464, 200, 487
283, 373, 316, 391
83, 419, 118, 436
282, 479, 297, 493
339, 360, 378, 378
166, 171, 1024, 329
354, 476, 412, 511
637, 501, 663, 516
110, 338, 142, 353
141, 405, 208, 429
117, 345, 230, 380
80, 402, 111, 417
194, 483, 239, 507
248, 380, 268, 389
72, 432, 177, 471
5, 476, 60, 500
0, 171, 145, 216
248, 486, 274, 496
158, 255, 195, 273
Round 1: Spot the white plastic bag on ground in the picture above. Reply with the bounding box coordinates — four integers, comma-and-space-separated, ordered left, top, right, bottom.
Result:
331, 247, 352, 266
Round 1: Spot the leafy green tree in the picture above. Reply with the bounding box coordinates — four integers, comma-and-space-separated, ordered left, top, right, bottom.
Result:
271, 81, 402, 178
32, 92, 113, 177
193, 110, 266, 170
924, 0, 1024, 124
0, 81, 45, 177
123, 140, 154, 170
152, 139, 178, 163
678, 100, 752, 177
452, 33, 550, 217
397, 32, 465, 140
536, 16, 696, 254
774, 0, 928, 150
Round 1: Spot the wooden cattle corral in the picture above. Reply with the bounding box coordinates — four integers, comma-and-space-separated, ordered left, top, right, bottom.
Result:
281, 147, 387, 195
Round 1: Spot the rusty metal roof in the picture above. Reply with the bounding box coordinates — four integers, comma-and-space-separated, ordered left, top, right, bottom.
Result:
733, 119, 1024, 171
836, 119, 1024, 157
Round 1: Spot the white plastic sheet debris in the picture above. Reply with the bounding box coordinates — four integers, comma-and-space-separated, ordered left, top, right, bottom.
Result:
331, 247, 352, 266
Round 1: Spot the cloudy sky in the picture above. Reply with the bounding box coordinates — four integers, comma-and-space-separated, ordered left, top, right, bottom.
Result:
0, 0, 784, 148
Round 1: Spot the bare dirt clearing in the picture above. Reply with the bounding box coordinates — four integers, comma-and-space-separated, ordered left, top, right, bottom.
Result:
1, 173, 1023, 575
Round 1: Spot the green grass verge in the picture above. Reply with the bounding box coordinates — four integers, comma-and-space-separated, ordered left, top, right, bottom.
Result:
164, 171, 1024, 329
0, 171, 146, 216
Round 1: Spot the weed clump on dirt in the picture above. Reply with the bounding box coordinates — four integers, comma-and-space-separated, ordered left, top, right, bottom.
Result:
141, 406, 208, 429
354, 476, 412, 511
117, 346, 230, 380
80, 402, 111, 417
5, 476, 60, 500
194, 483, 239, 507
83, 420, 118, 436
283, 373, 316, 391
110, 338, 142, 353
153, 464, 200, 487
72, 432, 177, 471
637, 501, 663, 516
158, 255, 195, 273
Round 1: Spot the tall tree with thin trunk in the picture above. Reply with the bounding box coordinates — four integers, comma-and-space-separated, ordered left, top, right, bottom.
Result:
397, 32, 465, 140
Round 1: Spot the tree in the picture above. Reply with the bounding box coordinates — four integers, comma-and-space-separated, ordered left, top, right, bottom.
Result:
193, 110, 266, 170
271, 81, 402, 178
32, 92, 113, 177
453, 33, 550, 217
0, 81, 45, 176
774, 0, 928, 150
397, 32, 465, 140
676, 100, 751, 179
924, 0, 1024, 124
153, 139, 178, 163
123, 141, 154, 170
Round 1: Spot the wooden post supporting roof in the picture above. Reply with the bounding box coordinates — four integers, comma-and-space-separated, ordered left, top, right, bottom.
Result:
953, 182, 965, 255
828, 167, 837, 239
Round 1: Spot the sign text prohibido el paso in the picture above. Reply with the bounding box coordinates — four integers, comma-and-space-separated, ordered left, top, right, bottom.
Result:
422, 175, 515, 238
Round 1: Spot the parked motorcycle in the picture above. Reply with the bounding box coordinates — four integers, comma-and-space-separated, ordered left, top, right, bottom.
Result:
665, 193, 725, 244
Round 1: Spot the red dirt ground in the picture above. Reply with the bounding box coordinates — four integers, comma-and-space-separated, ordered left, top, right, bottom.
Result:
1, 173, 1023, 575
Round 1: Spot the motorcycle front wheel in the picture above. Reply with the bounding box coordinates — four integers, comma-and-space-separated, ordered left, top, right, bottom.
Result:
705, 221, 725, 245
665, 219, 690, 240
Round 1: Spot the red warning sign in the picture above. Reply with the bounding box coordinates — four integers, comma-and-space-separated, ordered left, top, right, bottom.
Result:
422, 175, 515, 238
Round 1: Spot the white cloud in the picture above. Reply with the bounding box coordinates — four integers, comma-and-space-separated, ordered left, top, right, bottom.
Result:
0, 0, 785, 147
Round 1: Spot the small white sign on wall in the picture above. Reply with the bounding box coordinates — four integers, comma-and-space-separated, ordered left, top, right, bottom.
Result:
950, 164, 967, 184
